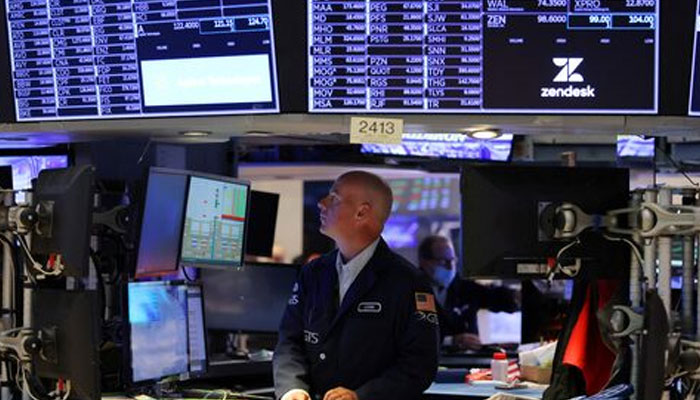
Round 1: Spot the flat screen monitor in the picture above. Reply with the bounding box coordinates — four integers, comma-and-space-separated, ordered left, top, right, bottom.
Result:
4, 0, 279, 121
32, 289, 101, 400
308, 1, 658, 114
617, 135, 655, 158
245, 190, 279, 258
135, 168, 188, 277
0, 155, 68, 192
31, 165, 94, 277
361, 133, 513, 161
461, 166, 630, 278
127, 281, 207, 383
180, 175, 250, 269
690, 0, 700, 115
202, 263, 299, 332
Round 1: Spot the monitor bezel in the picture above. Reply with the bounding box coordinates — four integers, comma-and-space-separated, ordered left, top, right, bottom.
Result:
124, 280, 209, 388
178, 171, 251, 271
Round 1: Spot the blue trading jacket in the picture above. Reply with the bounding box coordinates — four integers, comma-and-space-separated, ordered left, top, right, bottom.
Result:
273, 239, 440, 400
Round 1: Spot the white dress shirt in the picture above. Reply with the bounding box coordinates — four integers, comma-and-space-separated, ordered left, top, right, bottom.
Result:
335, 237, 381, 305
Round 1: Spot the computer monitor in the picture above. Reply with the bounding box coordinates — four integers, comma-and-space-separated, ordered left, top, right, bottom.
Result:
308, 0, 658, 113
127, 281, 207, 384
32, 289, 101, 400
31, 165, 94, 277
361, 133, 513, 161
245, 190, 279, 258
617, 135, 655, 159
180, 175, 250, 269
135, 168, 188, 277
461, 166, 630, 278
0, 155, 69, 199
4, 0, 279, 120
202, 263, 299, 333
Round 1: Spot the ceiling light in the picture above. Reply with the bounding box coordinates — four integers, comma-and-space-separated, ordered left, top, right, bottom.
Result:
180, 130, 212, 137
467, 129, 501, 140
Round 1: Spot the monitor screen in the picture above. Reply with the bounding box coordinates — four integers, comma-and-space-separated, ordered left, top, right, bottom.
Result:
245, 190, 279, 258
128, 281, 189, 383
691, 0, 700, 115
135, 169, 188, 277
180, 175, 249, 268
461, 166, 630, 278
308, 1, 658, 114
617, 135, 655, 158
5, 0, 279, 121
202, 263, 298, 332
128, 281, 207, 383
186, 285, 207, 375
361, 133, 513, 161
0, 155, 69, 191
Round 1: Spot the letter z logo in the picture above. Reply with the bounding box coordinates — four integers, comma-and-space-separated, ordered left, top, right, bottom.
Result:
553, 58, 584, 83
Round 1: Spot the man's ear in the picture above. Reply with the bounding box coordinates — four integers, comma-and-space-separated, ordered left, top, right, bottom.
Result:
356, 202, 371, 220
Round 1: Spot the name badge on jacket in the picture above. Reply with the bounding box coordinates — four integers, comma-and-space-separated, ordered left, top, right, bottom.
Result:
357, 302, 382, 313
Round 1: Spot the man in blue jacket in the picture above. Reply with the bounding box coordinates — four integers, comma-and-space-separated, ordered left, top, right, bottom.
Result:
273, 171, 440, 400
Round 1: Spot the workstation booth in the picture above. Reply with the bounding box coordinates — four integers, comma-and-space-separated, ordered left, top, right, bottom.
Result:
0, 0, 698, 399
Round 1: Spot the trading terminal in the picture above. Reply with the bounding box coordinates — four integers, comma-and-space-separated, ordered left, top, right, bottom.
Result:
0, 0, 697, 399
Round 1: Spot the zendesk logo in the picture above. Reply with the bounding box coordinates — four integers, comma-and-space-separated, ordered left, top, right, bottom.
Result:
553, 58, 584, 82
541, 57, 596, 98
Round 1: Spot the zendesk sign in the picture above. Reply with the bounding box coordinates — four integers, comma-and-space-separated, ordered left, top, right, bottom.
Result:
540, 57, 596, 98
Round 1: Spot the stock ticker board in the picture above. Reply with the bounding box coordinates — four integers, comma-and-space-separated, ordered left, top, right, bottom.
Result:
308, 0, 658, 114
5, 0, 279, 120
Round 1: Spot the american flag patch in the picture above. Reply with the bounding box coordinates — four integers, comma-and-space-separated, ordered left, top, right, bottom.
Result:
415, 292, 436, 313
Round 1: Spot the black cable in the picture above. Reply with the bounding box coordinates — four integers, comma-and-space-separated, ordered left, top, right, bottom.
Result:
181, 265, 195, 282
655, 140, 699, 187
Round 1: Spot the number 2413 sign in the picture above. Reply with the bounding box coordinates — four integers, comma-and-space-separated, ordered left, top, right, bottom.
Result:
350, 117, 404, 144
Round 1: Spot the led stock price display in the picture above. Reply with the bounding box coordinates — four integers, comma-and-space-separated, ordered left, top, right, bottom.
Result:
5, 0, 279, 120
308, 0, 658, 113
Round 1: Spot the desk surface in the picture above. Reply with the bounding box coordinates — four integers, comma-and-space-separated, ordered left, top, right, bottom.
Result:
425, 382, 546, 399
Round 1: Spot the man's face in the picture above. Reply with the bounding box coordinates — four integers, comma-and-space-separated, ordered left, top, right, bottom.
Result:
423, 240, 457, 278
317, 179, 359, 241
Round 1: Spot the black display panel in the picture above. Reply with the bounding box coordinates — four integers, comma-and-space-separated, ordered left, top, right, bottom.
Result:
690, 0, 700, 116
308, 0, 658, 114
4, 0, 279, 121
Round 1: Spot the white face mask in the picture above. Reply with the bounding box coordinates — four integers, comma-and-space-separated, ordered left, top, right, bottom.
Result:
432, 267, 456, 288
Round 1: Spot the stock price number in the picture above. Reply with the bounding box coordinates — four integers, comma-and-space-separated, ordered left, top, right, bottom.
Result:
626, 0, 654, 7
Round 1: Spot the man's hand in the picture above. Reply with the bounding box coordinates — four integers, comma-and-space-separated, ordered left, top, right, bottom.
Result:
281, 389, 311, 400
455, 333, 482, 350
323, 387, 358, 400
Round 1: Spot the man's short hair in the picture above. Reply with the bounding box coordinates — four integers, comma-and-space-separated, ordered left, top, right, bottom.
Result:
337, 171, 393, 224
418, 235, 450, 261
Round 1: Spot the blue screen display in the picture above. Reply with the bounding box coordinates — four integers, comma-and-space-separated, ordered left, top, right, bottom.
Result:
617, 135, 655, 158
5, 0, 279, 120
361, 133, 513, 161
128, 282, 189, 382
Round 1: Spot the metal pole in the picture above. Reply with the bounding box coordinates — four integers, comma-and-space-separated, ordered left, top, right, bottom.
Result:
643, 189, 658, 289
1, 232, 12, 400
657, 187, 673, 321
629, 190, 643, 400
682, 189, 697, 335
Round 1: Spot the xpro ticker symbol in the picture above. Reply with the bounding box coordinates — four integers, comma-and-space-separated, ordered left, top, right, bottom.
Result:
552, 58, 584, 82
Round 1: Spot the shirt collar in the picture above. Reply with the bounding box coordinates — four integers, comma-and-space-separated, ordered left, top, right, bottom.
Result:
335, 237, 381, 275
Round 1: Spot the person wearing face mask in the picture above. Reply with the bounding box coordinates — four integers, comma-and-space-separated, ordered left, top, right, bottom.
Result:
417, 235, 519, 351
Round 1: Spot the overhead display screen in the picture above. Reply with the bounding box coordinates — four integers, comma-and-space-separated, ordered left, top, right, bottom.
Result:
690, 0, 700, 116
308, 0, 658, 114
5, 0, 279, 121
